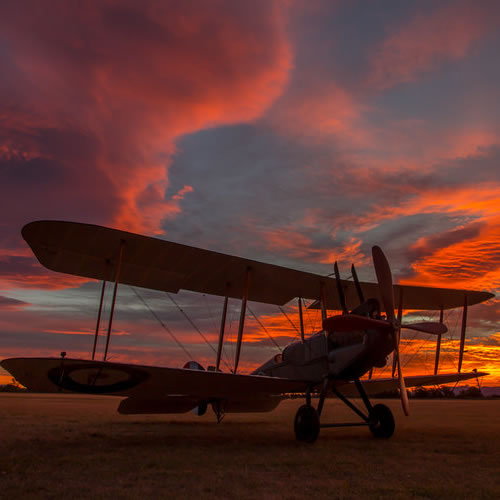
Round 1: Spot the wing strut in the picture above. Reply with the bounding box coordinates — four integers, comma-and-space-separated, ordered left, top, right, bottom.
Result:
320, 282, 327, 322
215, 295, 229, 371
104, 240, 125, 361
434, 305, 444, 375
92, 261, 109, 360
298, 298, 305, 343
392, 288, 404, 378
333, 262, 348, 315
458, 295, 468, 372
234, 267, 251, 373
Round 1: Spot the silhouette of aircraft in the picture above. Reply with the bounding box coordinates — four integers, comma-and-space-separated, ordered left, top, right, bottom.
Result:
1, 221, 493, 442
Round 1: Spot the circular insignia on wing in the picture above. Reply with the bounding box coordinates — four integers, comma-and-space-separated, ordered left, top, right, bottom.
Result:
47, 363, 150, 394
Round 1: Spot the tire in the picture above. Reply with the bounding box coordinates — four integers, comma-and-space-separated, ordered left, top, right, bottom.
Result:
193, 401, 207, 416
369, 403, 395, 439
294, 404, 320, 443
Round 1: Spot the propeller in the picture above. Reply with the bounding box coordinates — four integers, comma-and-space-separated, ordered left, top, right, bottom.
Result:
322, 246, 449, 417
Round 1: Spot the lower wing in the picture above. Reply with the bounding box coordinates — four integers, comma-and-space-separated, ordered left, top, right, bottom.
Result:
0, 357, 307, 399
1, 357, 487, 414
334, 371, 488, 397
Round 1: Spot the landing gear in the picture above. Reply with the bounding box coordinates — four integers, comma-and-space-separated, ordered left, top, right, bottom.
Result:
294, 404, 320, 443
294, 377, 396, 442
193, 401, 208, 416
369, 404, 394, 438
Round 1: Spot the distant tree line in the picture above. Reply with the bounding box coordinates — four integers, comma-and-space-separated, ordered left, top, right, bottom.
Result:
373, 386, 494, 399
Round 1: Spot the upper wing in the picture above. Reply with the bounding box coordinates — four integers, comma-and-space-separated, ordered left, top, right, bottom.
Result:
22, 220, 494, 309
334, 371, 488, 397
0, 357, 307, 399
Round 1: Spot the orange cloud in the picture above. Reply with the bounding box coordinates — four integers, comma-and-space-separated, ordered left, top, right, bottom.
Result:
257, 224, 368, 267
393, 334, 500, 386
349, 183, 500, 290
406, 221, 500, 290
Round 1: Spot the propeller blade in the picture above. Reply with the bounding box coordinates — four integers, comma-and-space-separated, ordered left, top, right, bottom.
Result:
401, 322, 448, 335
372, 246, 409, 414
394, 337, 410, 416
323, 314, 391, 333
372, 246, 395, 323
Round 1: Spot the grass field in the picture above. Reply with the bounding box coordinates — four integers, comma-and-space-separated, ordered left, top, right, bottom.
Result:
1, 394, 499, 499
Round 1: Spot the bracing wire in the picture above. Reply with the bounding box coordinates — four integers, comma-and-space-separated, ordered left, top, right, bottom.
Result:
278, 305, 301, 339
302, 299, 317, 334
166, 293, 233, 372
247, 305, 283, 352
203, 293, 219, 333
401, 331, 429, 371
440, 307, 460, 371
130, 286, 194, 360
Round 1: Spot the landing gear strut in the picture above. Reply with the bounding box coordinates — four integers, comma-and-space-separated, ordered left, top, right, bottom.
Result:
294, 377, 395, 442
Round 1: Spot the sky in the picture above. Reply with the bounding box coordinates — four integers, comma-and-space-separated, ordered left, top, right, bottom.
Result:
1, 0, 499, 386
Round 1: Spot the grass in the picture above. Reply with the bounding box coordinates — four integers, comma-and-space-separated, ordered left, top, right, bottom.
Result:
1, 394, 499, 499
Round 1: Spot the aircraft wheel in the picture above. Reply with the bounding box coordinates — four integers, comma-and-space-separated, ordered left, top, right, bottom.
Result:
294, 404, 320, 443
193, 401, 207, 416
369, 404, 395, 439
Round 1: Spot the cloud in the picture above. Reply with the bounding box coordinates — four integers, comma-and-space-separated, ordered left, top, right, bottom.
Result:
0, 256, 87, 289
258, 225, 368, 267
368, 2, 500, 90
0, 0, 292, 287
0, 295, 30, 311
401, 218, 500, 290
44, 328, 130, 337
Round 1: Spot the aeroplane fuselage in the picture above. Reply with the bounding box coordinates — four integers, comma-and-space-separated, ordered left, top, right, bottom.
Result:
252, 326, 394, 383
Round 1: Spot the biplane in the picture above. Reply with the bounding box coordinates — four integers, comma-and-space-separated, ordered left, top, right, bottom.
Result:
1, 221, 494, 442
